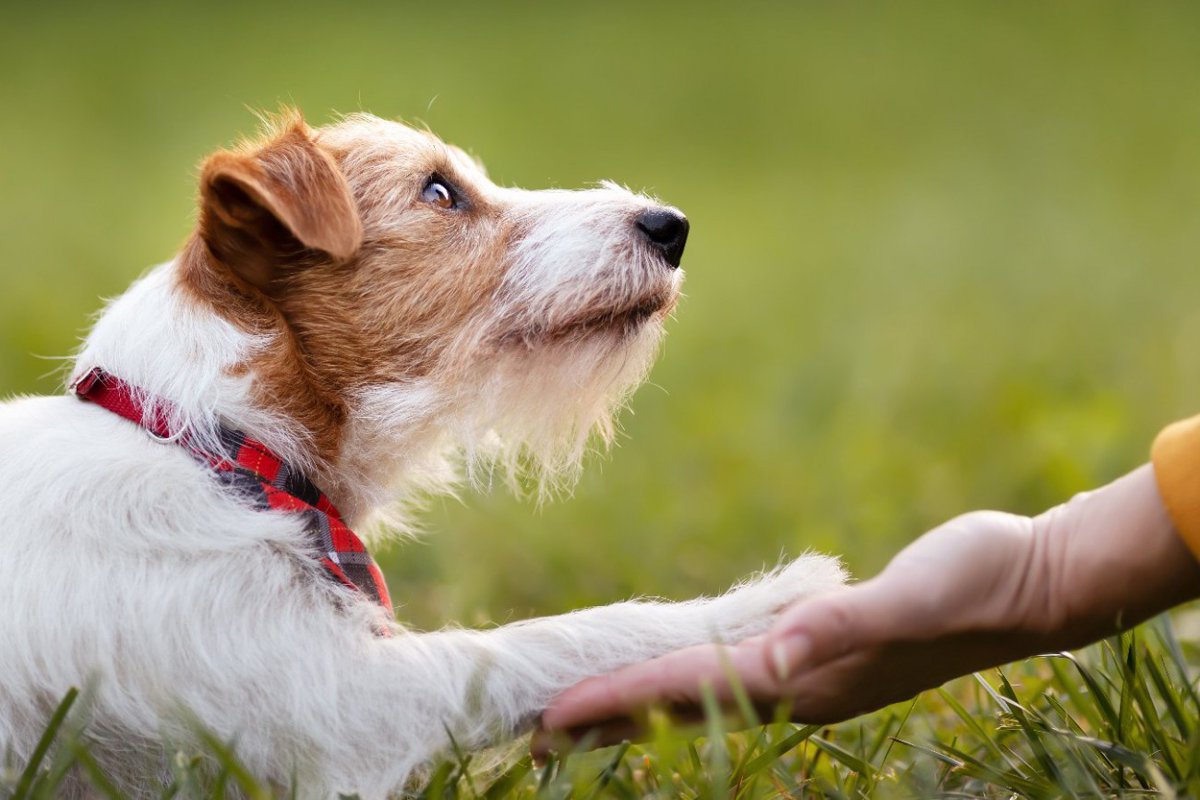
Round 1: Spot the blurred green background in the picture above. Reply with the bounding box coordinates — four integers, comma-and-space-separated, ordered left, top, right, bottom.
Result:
4, 2, 1200, 630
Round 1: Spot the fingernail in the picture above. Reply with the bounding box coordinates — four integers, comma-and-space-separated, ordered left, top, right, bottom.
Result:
770, 636, 811, 681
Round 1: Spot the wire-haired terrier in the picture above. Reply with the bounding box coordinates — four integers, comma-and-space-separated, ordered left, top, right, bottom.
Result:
0, 110, 844, 798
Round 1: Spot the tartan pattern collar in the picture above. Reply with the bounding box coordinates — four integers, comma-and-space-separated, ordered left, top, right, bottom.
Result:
71, 367, 393, 616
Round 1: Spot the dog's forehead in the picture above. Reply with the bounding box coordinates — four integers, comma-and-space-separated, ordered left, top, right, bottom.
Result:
318, 114, 487, 182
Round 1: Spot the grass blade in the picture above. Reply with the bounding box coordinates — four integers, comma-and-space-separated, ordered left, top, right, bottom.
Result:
808, 736, 873, 777
739, 724, 819, 776
12, 688, 77, 800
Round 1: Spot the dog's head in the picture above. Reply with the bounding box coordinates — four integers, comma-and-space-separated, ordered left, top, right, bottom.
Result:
180, 110, 687, 503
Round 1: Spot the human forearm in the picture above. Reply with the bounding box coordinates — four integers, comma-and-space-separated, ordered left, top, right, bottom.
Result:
1032, 464, 1200, 649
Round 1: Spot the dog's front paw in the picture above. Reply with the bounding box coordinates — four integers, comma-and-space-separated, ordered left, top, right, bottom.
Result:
704, 553, 847, 644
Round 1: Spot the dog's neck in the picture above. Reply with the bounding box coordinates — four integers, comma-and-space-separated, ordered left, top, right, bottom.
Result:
71, 258, 453, 532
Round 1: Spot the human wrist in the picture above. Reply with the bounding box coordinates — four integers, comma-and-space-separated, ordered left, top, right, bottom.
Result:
1030, 465, 1200, 649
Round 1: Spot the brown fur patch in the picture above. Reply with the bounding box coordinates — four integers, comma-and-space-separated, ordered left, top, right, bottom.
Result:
181, 113, 515, 472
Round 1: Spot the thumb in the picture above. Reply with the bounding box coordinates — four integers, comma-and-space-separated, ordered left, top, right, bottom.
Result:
763, 582, 890, 682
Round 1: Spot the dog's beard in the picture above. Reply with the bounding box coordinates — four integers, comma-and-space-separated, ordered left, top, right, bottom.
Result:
457, 320, 665, 496
346, 323, 663, 539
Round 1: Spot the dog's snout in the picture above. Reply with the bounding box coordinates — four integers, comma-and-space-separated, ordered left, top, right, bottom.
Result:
635, 208, 689, 269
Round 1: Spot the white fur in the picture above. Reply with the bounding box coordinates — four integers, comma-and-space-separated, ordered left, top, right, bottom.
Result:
0, 129, 845, 798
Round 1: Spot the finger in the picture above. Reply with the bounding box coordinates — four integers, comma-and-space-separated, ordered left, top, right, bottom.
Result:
541, 639, 776, 732
768, 650, 890, 724
541, 644, 725, 731
764, 581, 900, 681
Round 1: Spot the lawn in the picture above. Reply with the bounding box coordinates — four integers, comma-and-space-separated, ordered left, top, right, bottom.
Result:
4, 2, 1200, 796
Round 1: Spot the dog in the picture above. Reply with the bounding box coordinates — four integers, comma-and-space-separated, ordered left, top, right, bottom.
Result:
0, 110, 845, 798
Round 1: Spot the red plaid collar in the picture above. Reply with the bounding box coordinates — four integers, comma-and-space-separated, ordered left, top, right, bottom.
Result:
71, 368, 393, 616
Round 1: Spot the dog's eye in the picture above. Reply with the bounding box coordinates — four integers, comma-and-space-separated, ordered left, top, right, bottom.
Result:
422, 177, 456, 210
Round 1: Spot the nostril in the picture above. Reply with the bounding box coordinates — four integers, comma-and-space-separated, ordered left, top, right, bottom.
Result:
635, 208, 690, 268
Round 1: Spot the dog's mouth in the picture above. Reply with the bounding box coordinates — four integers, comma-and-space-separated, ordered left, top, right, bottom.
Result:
501, 291, 675, 347
574, 293, 673, 333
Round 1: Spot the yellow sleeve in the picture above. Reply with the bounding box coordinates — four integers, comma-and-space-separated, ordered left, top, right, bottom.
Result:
1152, 415, 1200, 561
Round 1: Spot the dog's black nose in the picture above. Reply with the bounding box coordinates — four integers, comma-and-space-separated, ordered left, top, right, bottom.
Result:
636, 208, 689, 269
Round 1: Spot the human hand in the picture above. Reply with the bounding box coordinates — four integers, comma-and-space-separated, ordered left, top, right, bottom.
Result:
536, 465, 1200, 750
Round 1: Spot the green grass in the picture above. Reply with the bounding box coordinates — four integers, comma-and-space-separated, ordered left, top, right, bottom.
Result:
5, 0, 1200, 618
6, 1, 1200, 796
8, 620, 1200, 798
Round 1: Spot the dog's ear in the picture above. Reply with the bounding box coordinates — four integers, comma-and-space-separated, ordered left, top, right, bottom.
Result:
198, 117, 362, 290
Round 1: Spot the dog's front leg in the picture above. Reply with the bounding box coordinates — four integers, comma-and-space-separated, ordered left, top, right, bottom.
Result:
230, 554, 842, 796
358, 554, 844, 774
